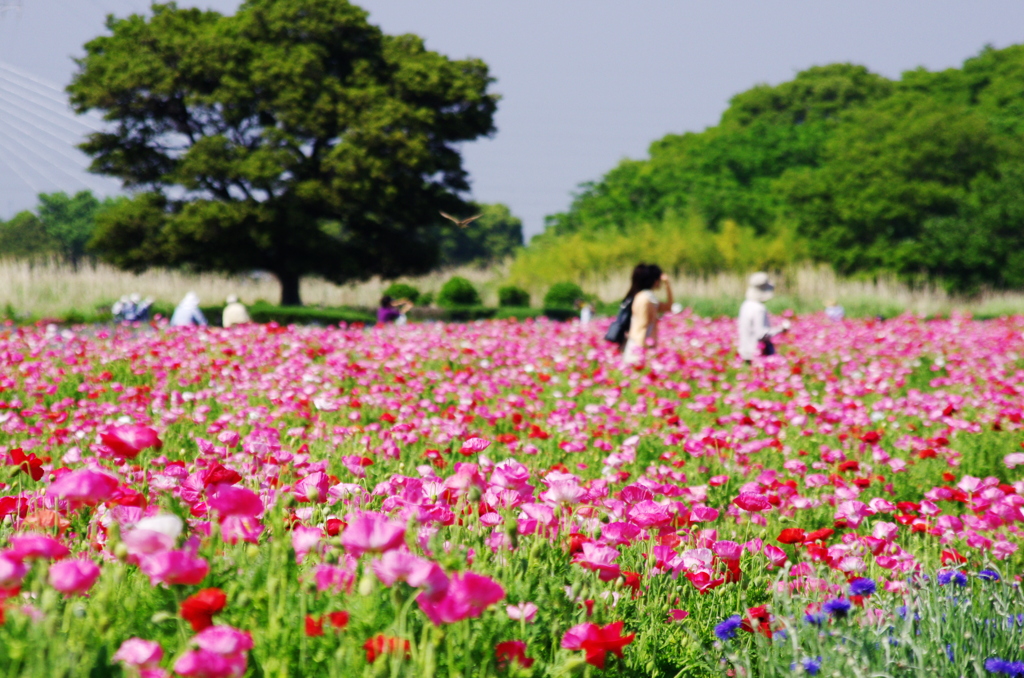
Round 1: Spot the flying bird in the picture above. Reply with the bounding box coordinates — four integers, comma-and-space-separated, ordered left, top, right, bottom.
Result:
440, 211, 483, 229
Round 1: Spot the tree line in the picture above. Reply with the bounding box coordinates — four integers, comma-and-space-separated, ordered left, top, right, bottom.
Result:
538, 46, 1024, 294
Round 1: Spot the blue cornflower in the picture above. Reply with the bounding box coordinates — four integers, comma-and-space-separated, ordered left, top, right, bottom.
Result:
849, 577, 877, 596
790, 656, 823, 675
979, 569, 1001, 582
985, 657, 1024, 676
938, 570, 968, 587
804, 612, 825, 626
714, 615, 742, 641
946, 644, 955, 662
822, 598, 852, 619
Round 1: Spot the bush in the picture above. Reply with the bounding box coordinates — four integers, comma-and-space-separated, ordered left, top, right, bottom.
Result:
543, 281, 584, 309
437, 276, 481, 307
382, 283, 420, 304
418, 291, 435, 307
498, 285, 530, 307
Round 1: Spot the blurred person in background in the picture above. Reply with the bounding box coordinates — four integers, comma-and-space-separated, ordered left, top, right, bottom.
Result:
377, 295, 414, 325
622, 263, 673, 365
738, 272, 789, 361
170, 292, 208, 327
825, 299, 845, 321
222, 295, 251, 328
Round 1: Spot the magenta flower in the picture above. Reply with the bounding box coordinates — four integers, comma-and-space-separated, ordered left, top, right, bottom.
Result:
372, 550, 449, 601
572, 543, 621, 581
100, 424, 162, 459
220, 516, 264, 545
293, 472, 329, 503
340, 512, 406, 557
139, 550, 209, 586
732, 493, 771, 512
291, 526, 323, 563
206, 485, 263, 519
47, 469, 119, 504
460, 437, 491, 455
506, 602, 538, 623
417, 572, 505, 625
112, 637, 163, 667
49, 559, 101, 595
9, 533, 70, 561
173, 650, 246, 678
0, 551, 28, 588
194, 626, 254, 655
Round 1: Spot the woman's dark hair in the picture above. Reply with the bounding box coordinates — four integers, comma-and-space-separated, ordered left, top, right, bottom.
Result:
380, 295, 393, 308
624, 263, 663, 301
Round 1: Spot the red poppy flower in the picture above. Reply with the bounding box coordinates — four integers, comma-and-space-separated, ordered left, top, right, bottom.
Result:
10, 449, 43, 482
495, 641, 534, 669
803, 528, 835, 543
180, 587, 227, 631
363, 635, 410, 663
777, 528, 806, 544
305, 615, 324, 637
327, 611, 349, 629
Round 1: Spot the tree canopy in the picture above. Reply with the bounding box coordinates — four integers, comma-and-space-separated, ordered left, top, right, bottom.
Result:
70, 0, 498, 304
535, 47, 1024, 294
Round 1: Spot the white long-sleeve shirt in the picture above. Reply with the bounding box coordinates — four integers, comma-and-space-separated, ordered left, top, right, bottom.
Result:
737, 299, 782, 360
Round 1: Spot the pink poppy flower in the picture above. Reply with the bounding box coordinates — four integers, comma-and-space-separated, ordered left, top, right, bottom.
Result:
572, 543, 621, 582
291, 526, 323, 564
0, 551, 28, 588
506, 602, 538, 623
139, 550, 209, 586
293, 472, 329, 503
100, 424, 162, 459
9, 533, 70, 561
49, 559, 101, 595
732, 493, 771, 512
194, 626, 254, 655
206, 485, 263, 519
561, 621, 635, 668
173, 650, 246, 678
47, 470, 119, 504
123, 515, 183, 556
340, 512, 406, 557
220, 516, 264, 545
371, 550, 449, 602
112, 638, 163, 667
666, 609, 689, 622
460, 437, 491, 455
417, 572, 505, 625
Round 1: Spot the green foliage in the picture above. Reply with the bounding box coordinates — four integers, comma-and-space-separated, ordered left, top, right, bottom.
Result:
529, 47, 1024, 294
0, 211, 57, 260
436, 203, 523, 267
418, 291, 435, 307
513, 210, 806, 287
543, 281, 584, 309
382, 283, 421, 304
436, 276, 481, 307
36, 191, 108, 268
497, 285, 530, 307
69, 0, 497, 305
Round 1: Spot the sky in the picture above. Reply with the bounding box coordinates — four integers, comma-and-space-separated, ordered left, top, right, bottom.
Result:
2, 1, 1024, 238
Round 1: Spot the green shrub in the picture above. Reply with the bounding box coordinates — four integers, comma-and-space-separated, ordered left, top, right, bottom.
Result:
543, 281, 584, 309
382, 283, 420, 304
498, 285, 530, 307
437, 276, 481, 307
418, 291, 435, 307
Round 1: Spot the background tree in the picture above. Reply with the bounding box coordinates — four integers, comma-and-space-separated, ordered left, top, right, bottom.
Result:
0, 211, 58, 260
37, 190, 102, 269
70, 0, 497, 305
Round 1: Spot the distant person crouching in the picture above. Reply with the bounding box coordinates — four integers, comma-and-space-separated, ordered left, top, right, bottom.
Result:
170, 292, 208, 327
825, 299, 845, 321
377, 295, 414, 325
738, 272, 789, 362
222, 295, 251, 328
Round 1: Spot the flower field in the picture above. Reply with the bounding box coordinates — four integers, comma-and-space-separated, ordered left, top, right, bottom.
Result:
2, 313, 1024, 677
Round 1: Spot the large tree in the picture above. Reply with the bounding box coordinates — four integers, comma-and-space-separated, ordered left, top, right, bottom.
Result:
37, 190, 102, 269
70, 0, 497, 305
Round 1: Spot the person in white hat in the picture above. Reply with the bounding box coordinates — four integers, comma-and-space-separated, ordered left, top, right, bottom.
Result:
222, 294, 251, 328
738, 272, 789, 361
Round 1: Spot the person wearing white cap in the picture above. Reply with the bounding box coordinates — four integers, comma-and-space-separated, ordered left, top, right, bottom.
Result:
738, 272, 789, 361
222, 294, 251, 328
170, 292, 208, 327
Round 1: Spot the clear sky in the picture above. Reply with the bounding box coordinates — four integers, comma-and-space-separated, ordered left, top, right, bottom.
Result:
2, 0, 1024, 237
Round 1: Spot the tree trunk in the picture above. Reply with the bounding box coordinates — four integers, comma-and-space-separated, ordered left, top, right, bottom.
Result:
277, 271, 302, 306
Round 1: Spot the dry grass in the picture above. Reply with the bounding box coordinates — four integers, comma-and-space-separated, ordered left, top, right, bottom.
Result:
1, 258, 1021, 318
